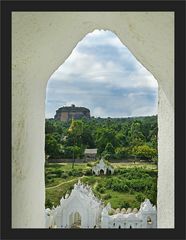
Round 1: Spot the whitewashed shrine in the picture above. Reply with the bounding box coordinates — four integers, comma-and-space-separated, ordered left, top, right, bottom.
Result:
46, 180, 103, 228
92, 158, 114, 175
45, 180, 157, 228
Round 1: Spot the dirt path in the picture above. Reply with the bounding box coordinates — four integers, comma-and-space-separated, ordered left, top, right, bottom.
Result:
46, 176, 85, 190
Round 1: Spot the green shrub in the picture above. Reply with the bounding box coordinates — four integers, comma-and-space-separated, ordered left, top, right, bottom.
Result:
121, 201, 130, 209
99, 187, 106, 194
113, 169, 121, 175
84, 169, 92, 176
45, 198, 53, 208
84, 178, 93, 185
123, 185, 129, 192
61, 172, 69, 179
47, 173, 57, 179
71, 170, 83, 177
103, 153, 112, 160
96, 183, 103, 192
135, 193, 145, 202
94, 191, 101, 199
115, 147, 130, 159
87, 163, 92, 167
129, 189, 134, 194
51, 169, 62, 177
102, 193, 111, 200
69, 185, 74, 191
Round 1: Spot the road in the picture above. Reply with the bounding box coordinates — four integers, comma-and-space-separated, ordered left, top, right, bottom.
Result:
46, 175, 85, 190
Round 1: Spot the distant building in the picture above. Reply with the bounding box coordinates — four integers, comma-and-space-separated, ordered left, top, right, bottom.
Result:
84, 149, 97, 162
92, 158, 114, 175
54, 104, 90, 122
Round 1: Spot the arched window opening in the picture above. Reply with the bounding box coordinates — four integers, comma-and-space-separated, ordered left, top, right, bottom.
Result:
99, 169, 104, 175
44, 29, 158, 229
147, 216, 152, 225
70, 212, 81, 228
11, 11, 175, 230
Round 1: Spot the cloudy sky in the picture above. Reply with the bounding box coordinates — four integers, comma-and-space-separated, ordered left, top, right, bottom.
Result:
45, 30, 158, 119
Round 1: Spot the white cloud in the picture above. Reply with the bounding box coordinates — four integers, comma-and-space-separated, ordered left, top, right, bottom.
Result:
46, 30, 158, 118
92, 106, 107, 118
49, 50, 157, 91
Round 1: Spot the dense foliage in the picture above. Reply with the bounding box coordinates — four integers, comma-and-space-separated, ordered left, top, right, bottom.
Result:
45, 116, 158, 162
45, 163, 157, 209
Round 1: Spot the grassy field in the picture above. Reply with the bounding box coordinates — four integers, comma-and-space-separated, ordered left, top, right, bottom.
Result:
45, 163, 92, 187
111, 162, 157, 169
45, 161, 157, 209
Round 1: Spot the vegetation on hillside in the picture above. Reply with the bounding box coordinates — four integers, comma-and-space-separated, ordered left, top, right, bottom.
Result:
45, 116, 158, 210
45, 116, 158, 162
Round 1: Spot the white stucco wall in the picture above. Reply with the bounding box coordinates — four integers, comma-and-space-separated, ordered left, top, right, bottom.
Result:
12, 12, 174, 228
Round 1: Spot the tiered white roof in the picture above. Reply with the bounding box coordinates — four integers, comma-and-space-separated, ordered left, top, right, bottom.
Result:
139, 199, 156, 213
92, 158, 114, 175
59, 179, 103, 210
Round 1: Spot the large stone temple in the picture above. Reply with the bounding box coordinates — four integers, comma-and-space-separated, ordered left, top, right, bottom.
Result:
54, 104, 90, 121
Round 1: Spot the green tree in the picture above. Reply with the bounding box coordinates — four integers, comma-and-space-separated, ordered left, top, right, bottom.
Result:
45, 134, 62, 159
115, 132, 127, 147
115, 147, 131, 159
127, 121, 145, 147
45, 116, 158, 162
132, 145, 157, 161
102, 143, 115, 160
95, 128, 117, 155
67, 119, 83, 168
81, 125, 95, 148
104, 142, 115, 154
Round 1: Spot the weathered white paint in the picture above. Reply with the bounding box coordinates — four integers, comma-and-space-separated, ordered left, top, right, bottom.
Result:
12, 12, 174, 228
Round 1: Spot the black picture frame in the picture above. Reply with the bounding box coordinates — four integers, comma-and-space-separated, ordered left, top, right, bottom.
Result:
1, 0, 185, 240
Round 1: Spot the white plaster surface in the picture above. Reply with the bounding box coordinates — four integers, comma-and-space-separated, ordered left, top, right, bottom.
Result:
12, 12, 174, 228
46, 180, 103, 228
